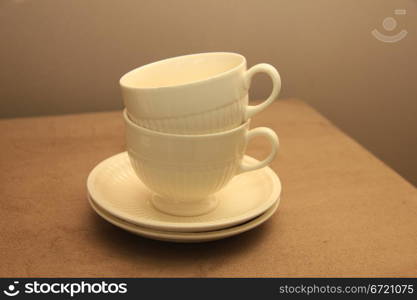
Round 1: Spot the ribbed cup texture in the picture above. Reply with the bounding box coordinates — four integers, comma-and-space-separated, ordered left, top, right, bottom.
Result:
128, 155, 240, 201
131, 99, 246, 134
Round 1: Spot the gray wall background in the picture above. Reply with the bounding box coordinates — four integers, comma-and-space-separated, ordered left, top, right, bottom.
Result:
1, 0, 416, 185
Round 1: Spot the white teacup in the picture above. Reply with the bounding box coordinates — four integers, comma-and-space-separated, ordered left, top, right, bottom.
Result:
124, 109, 279, 216
120, 52, 281, 134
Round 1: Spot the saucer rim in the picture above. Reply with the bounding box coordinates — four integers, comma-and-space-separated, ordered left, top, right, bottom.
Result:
88, 195, 280, 243
87, 152, 281, 232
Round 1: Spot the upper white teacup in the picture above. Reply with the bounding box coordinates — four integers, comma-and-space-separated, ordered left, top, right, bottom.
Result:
120, 52, 281, 134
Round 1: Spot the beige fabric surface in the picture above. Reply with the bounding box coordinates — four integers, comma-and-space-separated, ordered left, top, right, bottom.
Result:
0, 99, 416, 277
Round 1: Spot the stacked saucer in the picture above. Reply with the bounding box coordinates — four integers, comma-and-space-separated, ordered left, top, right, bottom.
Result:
87, 153, 281, 242
87, 53, 283, 242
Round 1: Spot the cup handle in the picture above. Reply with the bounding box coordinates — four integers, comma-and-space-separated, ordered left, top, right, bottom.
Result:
237, 127, 279, 174
244, 63, 281, 120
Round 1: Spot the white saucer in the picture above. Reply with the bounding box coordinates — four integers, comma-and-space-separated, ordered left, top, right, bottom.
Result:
89, 195, 280, 243
87, 152, 281, 232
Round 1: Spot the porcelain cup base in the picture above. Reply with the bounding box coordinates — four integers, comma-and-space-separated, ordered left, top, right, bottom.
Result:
151, 194, 219, 217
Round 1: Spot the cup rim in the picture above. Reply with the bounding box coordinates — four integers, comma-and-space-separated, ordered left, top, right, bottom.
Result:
123, 109, 249, 138
119, 52, 246, 90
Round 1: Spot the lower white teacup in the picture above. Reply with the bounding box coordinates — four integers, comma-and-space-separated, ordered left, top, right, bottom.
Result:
124, 109, 279, 217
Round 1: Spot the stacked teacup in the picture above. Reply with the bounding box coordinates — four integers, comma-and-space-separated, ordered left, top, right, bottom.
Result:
120, 53, 281, 216
121, 52, 281, 217
88, 52, 282, 241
